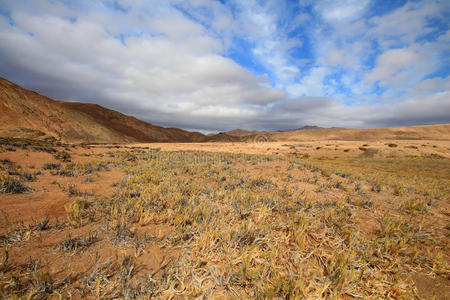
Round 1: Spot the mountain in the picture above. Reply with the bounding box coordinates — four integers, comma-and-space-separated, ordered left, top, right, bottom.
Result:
2, 78, 449, 143
0, 78, 208, 143
205, 132, 241, 142
225, 124, 450, 141
266, 124, 450, 141
276, 125, 324, 132
225, 129, 262, 137
226, 126, 324, 136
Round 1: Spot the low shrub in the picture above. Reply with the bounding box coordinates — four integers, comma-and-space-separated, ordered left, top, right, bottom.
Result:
54, 151, 71, 162
43, 163, 61, 170
0, 175, 29, 194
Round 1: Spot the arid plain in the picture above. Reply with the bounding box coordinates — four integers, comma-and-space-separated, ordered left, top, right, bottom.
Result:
0, 132, 449, 299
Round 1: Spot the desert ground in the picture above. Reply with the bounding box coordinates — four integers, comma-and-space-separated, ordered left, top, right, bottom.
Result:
0, 137, 449, 299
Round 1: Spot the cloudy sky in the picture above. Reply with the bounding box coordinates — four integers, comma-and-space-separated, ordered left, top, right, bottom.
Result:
0, 0, 449, 132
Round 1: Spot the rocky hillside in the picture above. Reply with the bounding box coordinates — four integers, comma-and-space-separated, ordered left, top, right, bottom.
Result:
0, 78, 208, 143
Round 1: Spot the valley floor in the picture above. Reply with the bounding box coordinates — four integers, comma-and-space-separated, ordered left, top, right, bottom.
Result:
0, 138, 449, 299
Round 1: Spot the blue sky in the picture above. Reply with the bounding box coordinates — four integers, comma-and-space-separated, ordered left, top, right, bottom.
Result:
0, 0, 449, 132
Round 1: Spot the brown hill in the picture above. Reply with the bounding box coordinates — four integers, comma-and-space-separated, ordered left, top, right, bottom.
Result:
266, 124, 450, 141
206, 132, 242, 142
226, 125, 325, 137
226, 129, 262, 137
227, 124, 450, 141
2, 77, 448, 144
0, 78, 208, 143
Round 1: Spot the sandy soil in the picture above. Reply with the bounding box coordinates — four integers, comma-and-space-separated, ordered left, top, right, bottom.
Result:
0, 148, 123, 226
0, 141, 448, 298
129, 139, 450, 158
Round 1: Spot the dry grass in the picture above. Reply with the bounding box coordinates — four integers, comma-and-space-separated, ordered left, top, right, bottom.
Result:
47, 161, 110, 177
307, 156, 450, 200
0, 175, 29, 194
0, 144, 448, 298
84, 151, 449, 298
0, 159, 30, 194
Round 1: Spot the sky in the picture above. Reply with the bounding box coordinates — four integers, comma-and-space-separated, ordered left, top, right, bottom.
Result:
0, 0, 449, 133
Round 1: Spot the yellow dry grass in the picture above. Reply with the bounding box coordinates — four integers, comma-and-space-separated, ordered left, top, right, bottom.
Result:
0, 138, 448, 299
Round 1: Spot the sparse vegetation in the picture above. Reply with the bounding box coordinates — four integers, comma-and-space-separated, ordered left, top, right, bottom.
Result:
59, 232, 98, 253
359, 148, 378, 158
307, 156, 450, 199
65, 198, 92, 226
53, 150, 71, 162
0, 143, 448, 298
0, 174, 29, 194
52, 161, 110, 176
42, 162, 61, 170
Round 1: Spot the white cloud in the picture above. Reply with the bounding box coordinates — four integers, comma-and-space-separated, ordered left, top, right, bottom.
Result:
327, 45, 358, 68
412, 77, 450, 96
314, 0, 370, 22
0, 0, 448, 132
286, 67, 329, 97
368, 1, 444, 48
230, 0, 303, 83
0, 0, 286, 128
304, 0, 449, 100
365, 45, 432, 87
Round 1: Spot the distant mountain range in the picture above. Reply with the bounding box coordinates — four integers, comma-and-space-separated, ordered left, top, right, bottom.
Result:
225, 126, 328, 137
1, 78, 449, 143
225, 129, 261, 137
224, 125, 450, 142
275, 125, 324, 132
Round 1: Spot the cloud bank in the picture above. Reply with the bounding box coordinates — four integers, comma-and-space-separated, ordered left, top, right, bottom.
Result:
0, 0, 448, 132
